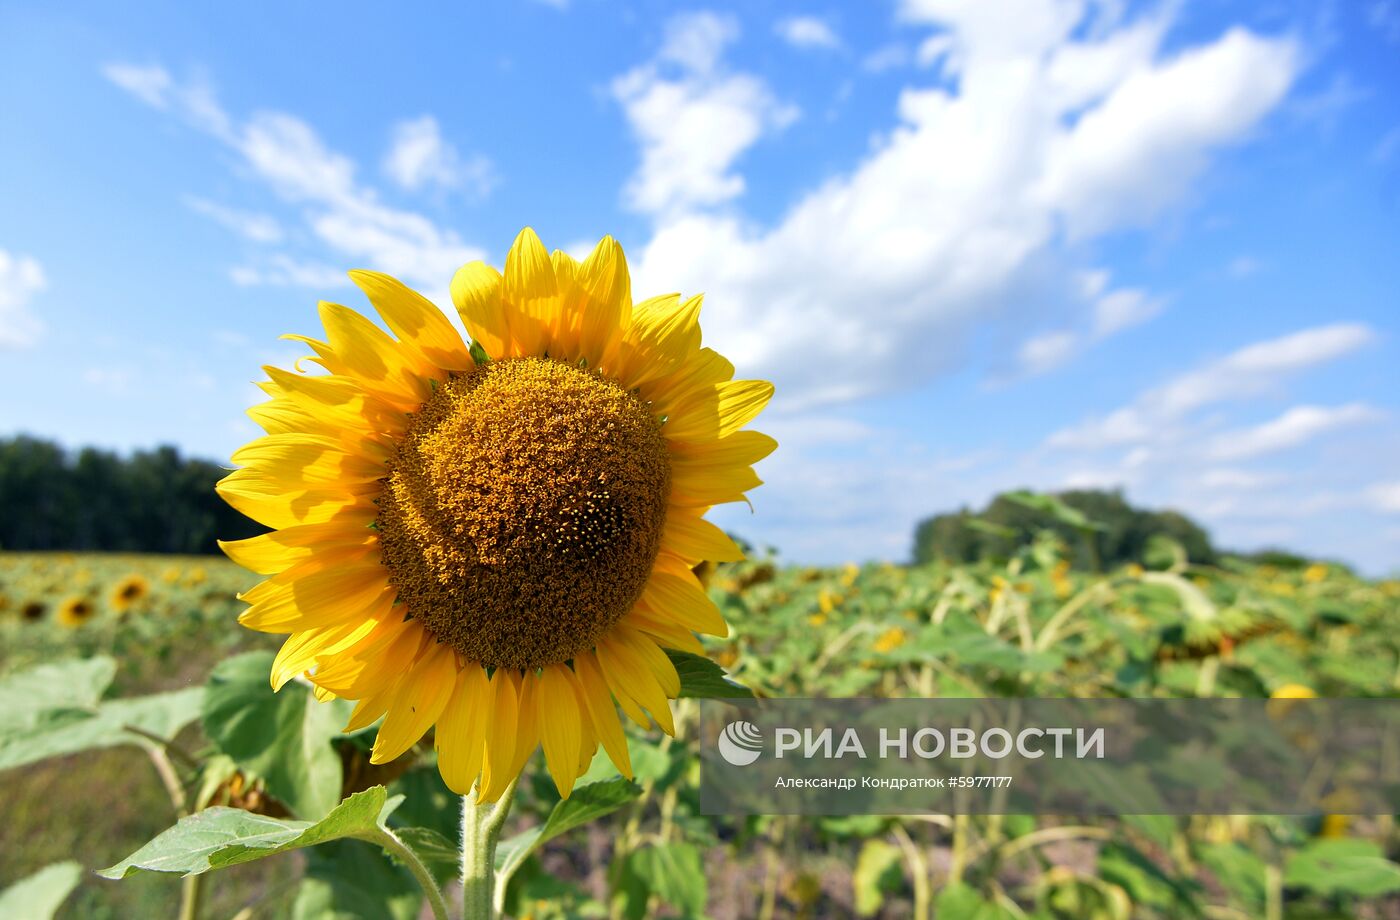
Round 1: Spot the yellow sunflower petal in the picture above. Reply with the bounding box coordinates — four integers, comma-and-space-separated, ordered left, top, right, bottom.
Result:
219, 520, 376, 575
479, 669, 521, 802
450, 262, 509, 360
578, 236, 632, 365
371, 644, 458, 764
501, 227, 556, 356
660, 513, 745, 563
573, 653, 632, 779
637, 570, 729, 638
437, 664, 491, 795
238, 561, 387, 633
664, 379, 774, 443
597, 636, 675, 735
348, 270, 472, 372
537, 664, 584, 798
315, 301, 435, 407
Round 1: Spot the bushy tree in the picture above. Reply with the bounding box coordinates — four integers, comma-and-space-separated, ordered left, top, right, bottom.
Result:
912, 488, 1216, 569
0, 436, 264, 553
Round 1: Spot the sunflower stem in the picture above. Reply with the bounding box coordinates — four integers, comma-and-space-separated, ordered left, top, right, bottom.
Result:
460, 778, 519, 920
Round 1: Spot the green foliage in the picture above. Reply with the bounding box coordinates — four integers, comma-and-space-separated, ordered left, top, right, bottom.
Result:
202, 651, 352, 819
0, 436, 262, 553
1285, 840, 1400, 898
912, 488, 1215, 569
495, 777, 642, 889
665, 648, 754, 698
0, 861, 82, 920
852, 838, 904, 916
0, 655, 200, 770
99, 786, 400, 879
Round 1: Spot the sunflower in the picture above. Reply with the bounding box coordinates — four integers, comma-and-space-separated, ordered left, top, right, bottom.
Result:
21, 600, 46, 622
218, 228, 774, 801
110, 573, 151, 613
56, 596, 96, 628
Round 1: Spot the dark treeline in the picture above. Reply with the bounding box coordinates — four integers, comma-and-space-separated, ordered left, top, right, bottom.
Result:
0, 436, 264, 554
913, 488, 1215, 570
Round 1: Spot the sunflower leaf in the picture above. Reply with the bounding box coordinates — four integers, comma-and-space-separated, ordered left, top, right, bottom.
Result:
99, 786, 402, 879
494, 777, 641, 893
202, 650, 353, 820
0, 861, 83, 920
0, 682, 202, 771
665, 649, 754, 699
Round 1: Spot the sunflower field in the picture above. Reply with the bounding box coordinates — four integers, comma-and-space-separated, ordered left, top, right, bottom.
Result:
3, 541, 1399, 919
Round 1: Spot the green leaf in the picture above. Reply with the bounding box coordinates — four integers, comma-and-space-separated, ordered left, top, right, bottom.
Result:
0, 687, 203, 771
203, 651, 351, 819
0, 861, 82, 920
1197, 843, 1266, 911
99, 786, 401, 879
292, 839, 422, 920
664, 649, 753, 699
0, 657, 114, 733
1284, 839, 1400, 898
394, 826, 459, 867
853, 838, 903, 917
935, 882, 1016, 920
627, 842, 706, 916
494, 777, 641, 889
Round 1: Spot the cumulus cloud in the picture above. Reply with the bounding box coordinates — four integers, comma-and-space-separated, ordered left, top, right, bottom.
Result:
775, 16, 841, 50
382, 115, 495, 198
0, 249, 46, 349
185, 197, 283, 243
612, 12, 799, 218
104, 65, 483, 292
229, 255, 350, 289
1370, 481, 1400, 513
1208, 403, 1384, 460
1048, 323, 1375, 450
623, 4, 1300, 405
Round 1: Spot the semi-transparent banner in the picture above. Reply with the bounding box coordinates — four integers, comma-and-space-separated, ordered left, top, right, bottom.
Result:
698, 699, 1400, 815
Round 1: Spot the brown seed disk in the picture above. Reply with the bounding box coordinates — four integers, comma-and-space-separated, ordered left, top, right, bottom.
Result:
376, 357, 670, 670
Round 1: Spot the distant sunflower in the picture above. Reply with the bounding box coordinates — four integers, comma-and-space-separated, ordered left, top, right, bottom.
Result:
21, 600, 46, 622
219, 229, 774, 801
56, 596, 95, 628
110, 574, 151, 613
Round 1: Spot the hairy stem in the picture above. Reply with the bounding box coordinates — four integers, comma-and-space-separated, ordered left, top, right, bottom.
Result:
460, 779, 519, 920
362, 826, 450, 920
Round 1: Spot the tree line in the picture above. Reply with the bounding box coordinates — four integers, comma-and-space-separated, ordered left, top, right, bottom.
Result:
0, 436, 265, 554
912, 488, 1216, 570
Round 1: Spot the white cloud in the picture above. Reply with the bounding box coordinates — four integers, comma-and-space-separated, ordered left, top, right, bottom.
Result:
1016, 331, 1079, 376
1036, 28, 1298, 238
1198, 468, 1287, 491
0, 249, 46, 349
101, 63, 171, 109
105, 65, 484, 292
1227, 255, 1261, 278
775, 16, 841, 50
613, 13, 798, 217
229, 255, 350, 289
1048, 323, 1375, 450
623, 5, 1299, 405
1370, 481, 1400, 513
863, 43, 909, 72
185, 197, 283, 243
1209, 403, 1383, 460
382, 115, 495, 197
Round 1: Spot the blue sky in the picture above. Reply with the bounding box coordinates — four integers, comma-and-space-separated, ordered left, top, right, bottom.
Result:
1, 0, 1397, 571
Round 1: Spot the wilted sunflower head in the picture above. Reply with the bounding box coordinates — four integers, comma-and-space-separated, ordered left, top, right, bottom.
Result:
219, 228, 774, 800
110, 574, 151, 613
56, 596, 95, 628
